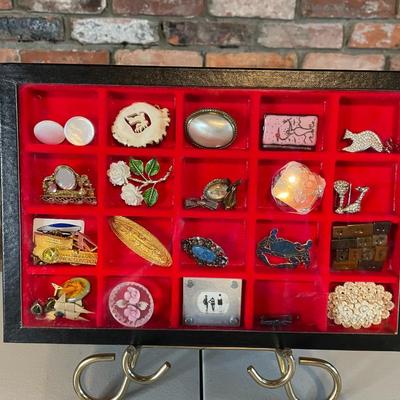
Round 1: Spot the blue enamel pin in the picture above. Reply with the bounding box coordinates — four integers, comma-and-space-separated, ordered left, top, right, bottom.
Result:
182, 237, 228, 267
256, 228, 312, 269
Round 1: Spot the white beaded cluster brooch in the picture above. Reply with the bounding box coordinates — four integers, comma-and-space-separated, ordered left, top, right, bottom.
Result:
327, 282, 394, 329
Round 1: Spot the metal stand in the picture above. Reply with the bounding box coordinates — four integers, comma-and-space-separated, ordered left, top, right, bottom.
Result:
248, 349, 342, 400
73, 347, 341, 400
73, 345, 171, 400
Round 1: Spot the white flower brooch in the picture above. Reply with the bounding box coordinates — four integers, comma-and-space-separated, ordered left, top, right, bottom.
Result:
107, 158, 172, 207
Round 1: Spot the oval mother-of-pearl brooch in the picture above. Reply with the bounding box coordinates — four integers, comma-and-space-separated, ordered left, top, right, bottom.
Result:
185, 109, 237, 149
112, 102, 170, 148
34, 120, 65, 145
182, 237, 228, 267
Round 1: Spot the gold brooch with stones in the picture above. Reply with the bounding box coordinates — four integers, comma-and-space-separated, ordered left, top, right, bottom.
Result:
42, 165, 96, 205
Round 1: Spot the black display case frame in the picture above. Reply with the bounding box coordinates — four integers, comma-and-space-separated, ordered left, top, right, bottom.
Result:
2, 64, 400, 350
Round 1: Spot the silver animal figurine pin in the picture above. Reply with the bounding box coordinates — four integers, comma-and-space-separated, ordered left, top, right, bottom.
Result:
334, 180, 369, 214
342, 129, 396, 153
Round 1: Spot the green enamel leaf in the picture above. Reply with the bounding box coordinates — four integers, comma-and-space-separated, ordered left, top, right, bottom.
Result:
143, 187, 159, 207
145, 158, 160, 177
129, 159, 144, 175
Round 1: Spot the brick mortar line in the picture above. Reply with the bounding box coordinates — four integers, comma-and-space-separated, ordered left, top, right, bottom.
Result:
294, 0, 302, 20
102, 0, 116, 17
1, 43, 399, 54
2, 8, 400, 23
384, 56, 392, 70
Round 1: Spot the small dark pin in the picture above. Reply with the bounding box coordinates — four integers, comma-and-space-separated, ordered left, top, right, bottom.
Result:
373, 221, 391, 235
372, 234, 387, 246
358, 260, 384, 271
184, 197, 219, 210
259, 314, 299, 329
335, 248, 349, 262
361, 247, 374, 261
356, 237, 373, 248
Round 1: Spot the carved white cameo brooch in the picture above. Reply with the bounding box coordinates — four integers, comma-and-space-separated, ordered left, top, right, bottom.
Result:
112, 102, 170, 147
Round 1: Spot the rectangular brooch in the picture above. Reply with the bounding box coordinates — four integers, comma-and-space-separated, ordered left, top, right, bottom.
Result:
262, 114, 318, 150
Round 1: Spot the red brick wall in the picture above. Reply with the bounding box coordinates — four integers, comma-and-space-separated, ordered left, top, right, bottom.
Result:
0, 0, 399, 70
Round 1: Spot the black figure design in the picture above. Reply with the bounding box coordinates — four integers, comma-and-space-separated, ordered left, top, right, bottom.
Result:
209, 297, 215, 312
217, 294, 223, 310
203, 295, 209, 313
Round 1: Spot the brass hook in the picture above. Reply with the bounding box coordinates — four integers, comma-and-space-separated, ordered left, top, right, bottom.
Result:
276, 352, 342, 400
73, 346, 171, 400
73, 353, 131, 400
247, 349, 296, 389
122, 345, 171, 384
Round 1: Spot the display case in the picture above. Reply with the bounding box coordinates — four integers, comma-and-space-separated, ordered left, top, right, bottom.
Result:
2, 64, 400, 350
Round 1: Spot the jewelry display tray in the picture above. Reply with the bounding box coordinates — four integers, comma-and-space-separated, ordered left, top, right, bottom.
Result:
2, 64, 400, 351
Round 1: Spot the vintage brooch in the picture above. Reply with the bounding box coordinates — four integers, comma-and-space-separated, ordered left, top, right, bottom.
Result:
257, 228, 312, 269
109, 281, 154, 328
112, 102, 170, 147
107, 158, 172, 207
32, 218, 97, 265
331, 221, 391, 271
30, 277, 93, 321
327, 282, 394, 329
262, 114, 318, 150
109, 216, 172, 267
185, 109, 237, 149
342, 129, 397, 153
184, 178, 241, 210
42, 165, 96, 205
182, 237, 228, 267
334, 180, 369, 214
54, 277, 91, 302
271, 161, 325, 214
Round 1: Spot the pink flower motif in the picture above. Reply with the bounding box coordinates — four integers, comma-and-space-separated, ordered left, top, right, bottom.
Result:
124, 305, 140, 322
123, 287, 140, 305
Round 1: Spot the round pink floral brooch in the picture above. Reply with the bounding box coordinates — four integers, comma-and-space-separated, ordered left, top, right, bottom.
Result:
109, 282, 154, 327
